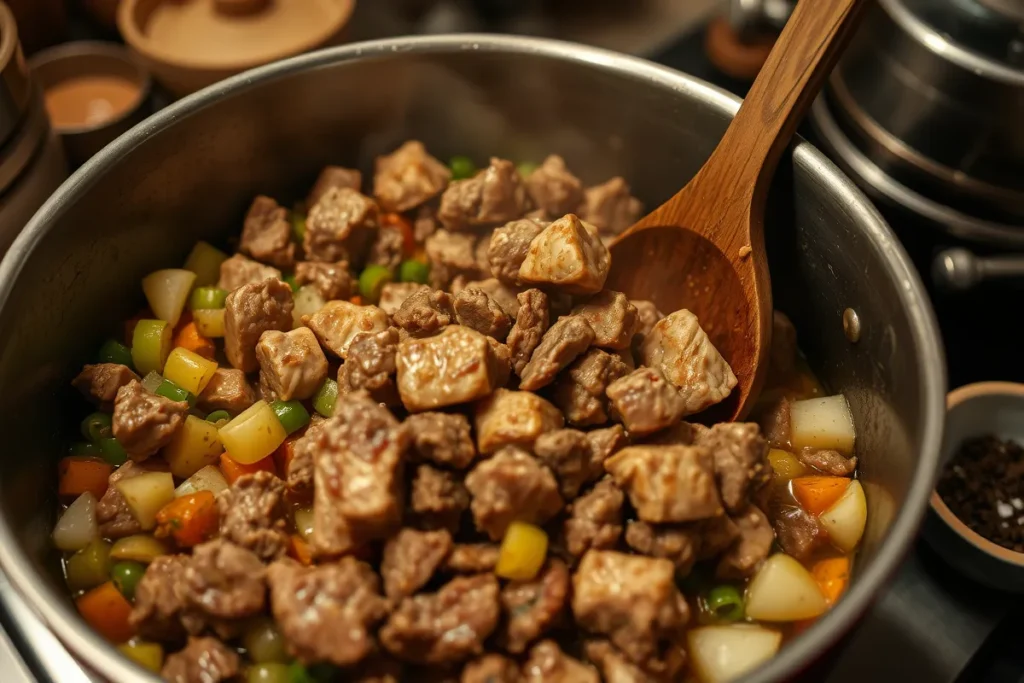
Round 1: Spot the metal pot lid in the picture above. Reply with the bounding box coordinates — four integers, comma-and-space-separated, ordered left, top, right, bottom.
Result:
895, 0, 1024, 71
0, 2, 33, 148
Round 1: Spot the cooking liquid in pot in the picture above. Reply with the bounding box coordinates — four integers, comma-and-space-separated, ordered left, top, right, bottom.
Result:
42, 74, 140, 129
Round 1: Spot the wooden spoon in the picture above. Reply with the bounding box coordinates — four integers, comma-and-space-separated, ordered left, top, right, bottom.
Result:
606, 0, 868, 421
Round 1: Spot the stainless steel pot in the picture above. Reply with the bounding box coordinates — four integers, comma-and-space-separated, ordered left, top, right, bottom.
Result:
0, 35, 945, 682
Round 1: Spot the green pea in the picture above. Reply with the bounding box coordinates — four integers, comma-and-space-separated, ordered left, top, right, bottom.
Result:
248, 663, 291, 683
243, 618, 289, 664
516, 161, 539, 178
705, 584, 744, 622
111, 561, 146, 601
98, 437, 128, 466
398, 259, 430, 285
80, 412, 113, 442
312, 379, 338, 419
358, 265, 393, 304
449, 155, 477, 180
283, 274, 300, 293
290, 211, 307, 243
68, 441, 101, 457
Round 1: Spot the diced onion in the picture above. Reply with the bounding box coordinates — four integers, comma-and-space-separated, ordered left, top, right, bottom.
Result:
218, 401, 287, 465
53, 492, 98, 551
688, 624, 782, 683
142, 269, 196, 328
140, 371, 164, 394
175, 465, 229, 498
193, 309, 226, 338
745, 554, 827, 622
790, 394, 856, 455
115, 472, 175, 531
819, 480, 867, 552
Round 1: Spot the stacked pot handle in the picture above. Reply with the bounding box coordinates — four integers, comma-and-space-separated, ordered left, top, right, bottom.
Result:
932, 248, 1024, 291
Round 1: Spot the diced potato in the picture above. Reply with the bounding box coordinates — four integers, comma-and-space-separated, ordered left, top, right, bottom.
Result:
109, 535, 169, 563
688, 625, 782, 683
115, 472, 175, 531
294, 507, 314, 542
293, 285, 326, 328
175, 465, 229, 498
745, 554, 827, 622
790, 394, 856, 455
820, 480, 867, 552
495, 521, 548, 581
193, 309, 226, 338
767, 448, 805, 479
218, 400, 287, 465
163, 347, 218, 395
142, 269, 196, 328
164, 415, 224, 478
118, 641, 164, 672
183, 241, 228, 287
53, 492, 98, 552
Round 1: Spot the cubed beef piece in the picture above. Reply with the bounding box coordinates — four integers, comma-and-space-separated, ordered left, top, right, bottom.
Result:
523, 640, 599, 683
799, 447, 857, 476
130, 555, 189, 640
392, 288, 455, 338
308, 165, 362, 207
772, 505, 827, 561
475, 233, 493, 277
519, 315, 595, 391
304, 300, 389, 359
197, 368, 256, 414
285, 418, 326, 505
759, 396, 791, 449
564, 478, 624, 559
525, 155, 584, 218
572, 550, 688, 666
217, 253, 282, 292
474, 388, 564, 454
162, 637, 239, 683
374, 141, 451, 212
453, 287, 511, 341
632, 300, 664, 339
224, 278, 294, 372
587, 424, 629, 463
256, 327, 328, 402
534, 428, 605, 499
350, 657, 405, 683
506, 289, 550, 376
405, 413, 476, 469
605, 445, 722, 523
183, 540, 266, 620
369, 225, 406, 270
72, 363, 140, 409
550, 349, 629, 427
338, 327, 401, 406
382, 528, 453, 600
465, 447, 563, 540
97, 461, 168, 539
414, 205, 438, 243
462, 278, 525, 320
268, 557, 388, 666
304, 187, 378, 265
625, 521, 699, 578
769, 310, 799, 384
438, 158, 529, 231
571, 291, 639, 350
462, 655, 519, 683
112, 380, 188, 461
641, 310, 737, 415
446, 544, 500, 574
312, 395, 407, 555
694, 422, 771, 512
697, 514, 741, 560
380, 574, 500, 664
578, 177, 642, 235
500, 559, 569, 653
294, 260, 356, 301
380, 282, 429, 316
717, 505, 774, 579
425, 230, 484, 289
606, 367, 686, 437
240, 195, 295, 268
487, 218, 547, 286
396, 325, 509, 412
216, 471, 288, 561
585, 639, 667, 683
518, 214, 610, 295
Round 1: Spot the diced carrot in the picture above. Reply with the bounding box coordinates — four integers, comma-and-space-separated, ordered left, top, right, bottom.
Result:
272, 435, 301, 475
172, 321, 216, 360
349, 295, 363, 305
381, 212, 416, 255
219, 452, 276, 484
154, 491, 218, 547
58, 457, 114, 499
791, 476, 850, 516
124, 308, 154, 345
289, 534, 314, 565
811, 556, 850, 605
76, 581, 135, 643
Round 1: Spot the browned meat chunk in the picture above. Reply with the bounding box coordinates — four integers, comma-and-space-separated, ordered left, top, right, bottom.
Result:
462, 278, 525, 320
572, 550, 688, 666
197, 368, 256, 414
305, 300, 390, 360
586, 424, 630, 464
579, 177, 642, 235
216, 471, 288, 561
772, 505, 827, 561
309, 165, 362, 206
338, 327, 401, 406
396, 326, 509, 412
453, 287, 511, 340
624, 521, 699, 578
112, 380, 188, 461
695, 422, 770, 513
72, 363, 140, 409
374, 141, 451, 212
439, 158, 529, 231
217, 253, 282, 292
224, 278, 294, 372
445, 544, 500, 574
162, 637, 239, 683
379, 282, 428, 316
96, 461, 168, 539
564, 478, 624, 558
183, 539, 266, 623
799, 447, 858, 476
405, 413, 476, 469
462, 655, 519, 683
605, 445, 723, 523
534, 428, 605, 499
506, 289, 549, 376
382, 528, 453, 600
369, 225, 406, 270
256, 327, 328, 401
697, 514, 741, 560
240, 195, 295, 268
500, 560, 569, 653
414, 205, 438, 243
392, 288, 455, 338
759, 396, 791, 449
487, 218, 547, 285
632, 300, 664, 339
474, 389, 564, 454
571, 291, 639, 350
304, 187, 378, 265
350, 657, 405, 683
130, 555, 189, 640
380, 574, 501, 664
606, 367, 686, 437
550, 348, 629, 426
519, 315, 595, 391
425, 230, 483, 289
518, 214, 610, 295
585, 640, 684, 683
465, 448, 564, 540
522, 640, 599, 683
267, 557, 388, 666
294, 260, 356, 301
285, 419, 325, 505
525, 155, 584, 218
769, 310, 799, 384
717, 505, 774, 579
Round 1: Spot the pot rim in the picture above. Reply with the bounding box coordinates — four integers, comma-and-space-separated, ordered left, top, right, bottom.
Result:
0, 34, 946, 683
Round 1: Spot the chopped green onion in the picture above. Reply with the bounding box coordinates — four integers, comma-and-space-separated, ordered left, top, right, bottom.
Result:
705, 584, 745, 623
98, 437, 128, 466
283, 274, 299, 293
358, 265, 392, 304
312, 379, 338, 418
80, 412, 113, 442
97, 339, 134, 369
449, 155, 477, 180
68, 441, 101, 457
205, 410, 231, 424
111, 560, 146, 601
516, 161, 539, 178
398, 259, 430, 284
289, 211, 307, 243
270, 400, 311, 435
189, 286, 229, 311
65, 539, 112, 592
131, 319, 172, 376
155, 379, 197, 408
183, 241, 228, 287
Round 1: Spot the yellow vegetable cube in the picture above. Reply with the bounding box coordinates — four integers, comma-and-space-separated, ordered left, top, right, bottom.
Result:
192, 309, 225, 338
115, 472, 175, 531
218, 400, 287, 465
767, 449, 806, 480
164, 415, 224, 478
109, 535, 169, 563
495, 521, 548, 581
131, 319, 172, 375
163, 347, 218, 395
183, 241, 228, 287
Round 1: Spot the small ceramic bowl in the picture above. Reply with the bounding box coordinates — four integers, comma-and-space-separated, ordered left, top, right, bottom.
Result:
922, 381, 1024, 592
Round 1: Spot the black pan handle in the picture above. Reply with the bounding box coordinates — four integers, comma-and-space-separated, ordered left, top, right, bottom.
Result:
932, 247, 1024, 291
